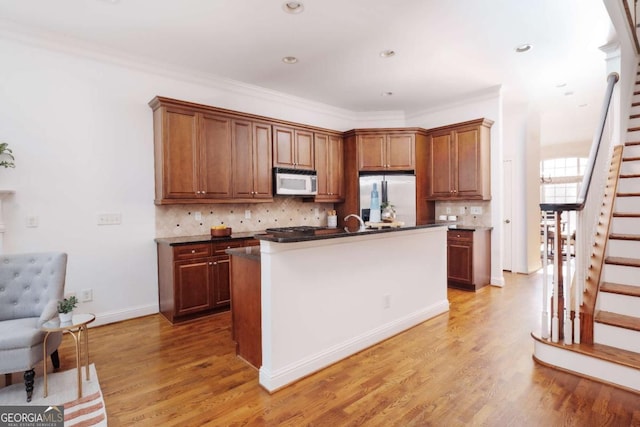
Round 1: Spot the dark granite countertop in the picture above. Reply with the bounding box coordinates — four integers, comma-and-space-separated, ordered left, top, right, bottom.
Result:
226, 245, 261, 261
447, 225, 493, 231
155, 230, 261, 246
255, 223, 447, 243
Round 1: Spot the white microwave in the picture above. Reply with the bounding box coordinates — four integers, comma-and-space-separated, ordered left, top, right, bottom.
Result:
273, 168, 317, 196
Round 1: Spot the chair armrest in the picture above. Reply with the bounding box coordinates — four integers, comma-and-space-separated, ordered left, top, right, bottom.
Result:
37, 299, 59, 327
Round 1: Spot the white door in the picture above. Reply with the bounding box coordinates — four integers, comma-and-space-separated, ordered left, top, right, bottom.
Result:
503, 160, 513, 271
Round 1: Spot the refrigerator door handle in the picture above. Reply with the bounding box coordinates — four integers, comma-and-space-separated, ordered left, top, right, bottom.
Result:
381, 180, 388, 204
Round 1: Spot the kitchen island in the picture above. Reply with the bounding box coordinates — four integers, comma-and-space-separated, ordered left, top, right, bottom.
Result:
228, 224, 449, 392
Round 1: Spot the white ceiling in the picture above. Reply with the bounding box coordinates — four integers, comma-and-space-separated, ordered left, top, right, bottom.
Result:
0, 0, 614, 130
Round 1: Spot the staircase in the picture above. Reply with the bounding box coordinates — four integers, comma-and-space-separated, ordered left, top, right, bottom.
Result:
600, 139, 640, 354
532, 75, 640, 394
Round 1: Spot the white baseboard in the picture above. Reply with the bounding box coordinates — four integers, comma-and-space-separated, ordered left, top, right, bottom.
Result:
87, 303, 159, 327
259, 300, 449, 392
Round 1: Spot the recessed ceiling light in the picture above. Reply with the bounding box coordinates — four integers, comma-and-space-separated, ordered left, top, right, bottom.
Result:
515, 44, 532, 53
282, 56, 298, 64
579, 103, 588, 107
380, 50, 396, 58
381, 91, 394, 97
282, 1, 304, 14
556, 83, 567, 88
564, 91, 574, 96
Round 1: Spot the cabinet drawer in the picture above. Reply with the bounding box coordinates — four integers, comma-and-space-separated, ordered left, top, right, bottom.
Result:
212, 240, 244, 255
244, 239, 260, 247
174, 243, 211, 260
447, 230, 473, 243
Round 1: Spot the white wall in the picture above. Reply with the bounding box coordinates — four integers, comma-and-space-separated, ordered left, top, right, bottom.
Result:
0, 35, 362, 325
406, 91, 505, 286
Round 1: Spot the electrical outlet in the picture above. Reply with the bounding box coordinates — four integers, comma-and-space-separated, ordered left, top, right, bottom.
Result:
81, 288, 93, 302
314, 208, 319, 217
383, 294, 391, 309
459, 206, 466, 215
26, 216, 39, 228
245, 209, 251, 219
470, 206, 483, 215
194, 211, 202, 221
445, 207, 452, 214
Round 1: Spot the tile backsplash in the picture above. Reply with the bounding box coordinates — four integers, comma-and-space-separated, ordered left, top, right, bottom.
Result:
155, 198, 332, 237
435, 200, 492, 227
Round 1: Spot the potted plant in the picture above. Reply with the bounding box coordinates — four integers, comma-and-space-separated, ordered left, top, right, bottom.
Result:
57, 296, 78, 323
0, 143, 15, 168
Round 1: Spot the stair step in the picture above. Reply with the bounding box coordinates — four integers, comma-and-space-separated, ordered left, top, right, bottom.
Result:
620, 173, 640, 178
628, 126, 640, 132
610, 213, 640, 234
609, 233, 640, 240
601, 282, 640, 297
612, 212, 640, 217
602, 263, 640, 285
596, 310, 640, 332
605, 256, 640, 267
534, 334, 640, 371
626, 141, 640, 146
630, 114, 640, 119
616, 192, 640, 197
615, 194, 640, 212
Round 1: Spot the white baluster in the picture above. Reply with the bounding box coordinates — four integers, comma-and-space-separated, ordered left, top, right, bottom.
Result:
541, 210, 549, 339
574, 211, 582, 344
564, 212, 572, 345
552, 211, 559, 343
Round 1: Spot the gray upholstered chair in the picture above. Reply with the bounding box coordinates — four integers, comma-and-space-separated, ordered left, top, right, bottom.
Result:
0, 252, 67, 401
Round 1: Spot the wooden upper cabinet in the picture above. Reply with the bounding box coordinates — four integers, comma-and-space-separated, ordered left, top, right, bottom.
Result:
273, 125, 314, 170
314, 133, 344, 202
200, 113, 233, 199
426, 118, 493, 201
357, 132, 415, 171
232, 120, 272, 200
150, 97, 273, 204
161, 107, 199, 199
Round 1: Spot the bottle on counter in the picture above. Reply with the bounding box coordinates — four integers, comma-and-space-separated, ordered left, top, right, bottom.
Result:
370, 183, 381, 223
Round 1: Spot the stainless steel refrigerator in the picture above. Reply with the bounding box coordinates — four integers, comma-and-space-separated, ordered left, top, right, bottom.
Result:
359, 173, 416, 226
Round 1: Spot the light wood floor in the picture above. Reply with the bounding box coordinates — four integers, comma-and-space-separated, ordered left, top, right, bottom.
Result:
13, 271, 640, 425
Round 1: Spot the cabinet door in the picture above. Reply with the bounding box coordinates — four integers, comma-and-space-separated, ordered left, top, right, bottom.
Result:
232, 119, 255, 198
212, 256, 231, 308
314, 133, 330, 197
294, 130, 314, 170
447, 241, 473, 284
428, 131, 454, 199
200, 113, 233, 198
252, 122, 273, 198
454, 127, 482, 198
174, 259, 212, 316
358, 134, 386, 171
163, 107, 199, 198
273, 126, 295, 168
327, 135, 343, 199
386, 133, 414, 170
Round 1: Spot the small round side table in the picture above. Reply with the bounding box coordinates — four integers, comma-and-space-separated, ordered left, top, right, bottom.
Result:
41, 313, 96, 399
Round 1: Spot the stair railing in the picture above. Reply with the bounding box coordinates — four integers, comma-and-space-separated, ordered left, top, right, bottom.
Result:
539, 72, 619, 344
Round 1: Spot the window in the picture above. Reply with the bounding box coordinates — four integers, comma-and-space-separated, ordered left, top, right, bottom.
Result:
540, 157, 588, 203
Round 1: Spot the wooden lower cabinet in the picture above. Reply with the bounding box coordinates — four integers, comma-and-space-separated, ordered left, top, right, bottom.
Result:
447, 229, 491, 291
157, 239, 248, 323
229, 251, 262, 368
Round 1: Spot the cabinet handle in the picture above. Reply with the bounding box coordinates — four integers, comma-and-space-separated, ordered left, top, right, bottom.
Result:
208, 262, 213, 265
191, 250, 196, 254
213, 262, 217, 265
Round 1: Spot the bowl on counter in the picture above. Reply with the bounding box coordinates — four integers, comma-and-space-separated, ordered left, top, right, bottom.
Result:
211, 227, 232, 237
